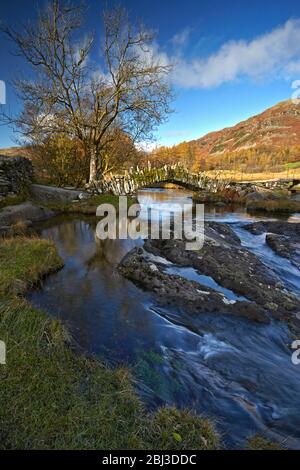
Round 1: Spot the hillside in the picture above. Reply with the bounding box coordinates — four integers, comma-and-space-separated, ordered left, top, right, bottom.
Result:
193, 100, 300, 155
0, 147, 30, 158
2, 101, 300, 175
151, 100, 300, 172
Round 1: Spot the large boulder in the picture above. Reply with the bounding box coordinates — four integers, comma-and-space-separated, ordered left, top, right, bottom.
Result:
246, 189, 280, 204
245, 221, 300, 237
0, 202, 55, 228
29, 184, 84, 203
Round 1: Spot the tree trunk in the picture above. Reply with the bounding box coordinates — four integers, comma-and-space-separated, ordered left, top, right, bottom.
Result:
89, 146, 98, 184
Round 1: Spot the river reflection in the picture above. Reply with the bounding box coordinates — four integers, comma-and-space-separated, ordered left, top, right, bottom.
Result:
28, 188, 300, 449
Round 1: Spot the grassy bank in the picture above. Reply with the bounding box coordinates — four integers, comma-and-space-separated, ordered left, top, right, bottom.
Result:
0, 238, 63, 296
33, 194, 138, 216
0, 192, 137, 216
0, 191, 28, 210
0, 236, 219, 450
247, 198, 300, 213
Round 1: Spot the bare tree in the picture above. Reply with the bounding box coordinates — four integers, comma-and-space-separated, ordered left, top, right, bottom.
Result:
1, 0, 173, 183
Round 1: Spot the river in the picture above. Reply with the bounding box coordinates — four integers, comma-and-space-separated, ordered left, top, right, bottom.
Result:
28, 188, 300, 449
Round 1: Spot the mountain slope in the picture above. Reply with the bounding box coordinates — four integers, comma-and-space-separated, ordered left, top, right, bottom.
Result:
151, 100, 300, 171
194, 100, 300, 157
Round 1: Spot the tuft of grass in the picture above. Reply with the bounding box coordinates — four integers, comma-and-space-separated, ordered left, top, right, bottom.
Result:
0, 191, 28, 210
7, 220, 33, 237
0, 236, 220, 450
247, 435, 283, 450
145, 408, 220, 450
0, 237, 63, 296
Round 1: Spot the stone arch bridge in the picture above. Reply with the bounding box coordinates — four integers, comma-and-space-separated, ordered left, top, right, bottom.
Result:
87, 164, 299, 196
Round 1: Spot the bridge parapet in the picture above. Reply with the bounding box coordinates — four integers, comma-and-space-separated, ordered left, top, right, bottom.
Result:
86, 163, 299, 196
86, 163, 231, 195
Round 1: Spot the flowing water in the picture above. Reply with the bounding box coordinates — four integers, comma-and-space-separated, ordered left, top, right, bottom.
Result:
28, 188, 300, 449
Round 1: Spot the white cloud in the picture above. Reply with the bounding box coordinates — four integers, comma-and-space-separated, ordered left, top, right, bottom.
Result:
169, 19, 300, 88
171, 28, 192, 48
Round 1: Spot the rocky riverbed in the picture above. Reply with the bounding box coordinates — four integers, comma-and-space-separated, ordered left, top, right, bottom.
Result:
26, 188, 300, 449
119, 221, 300, 335
246, 221, 300, 271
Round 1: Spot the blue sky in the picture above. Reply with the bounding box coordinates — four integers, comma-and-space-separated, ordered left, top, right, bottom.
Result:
1, 0, 300, 148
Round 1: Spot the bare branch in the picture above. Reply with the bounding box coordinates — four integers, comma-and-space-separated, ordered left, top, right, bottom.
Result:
0, 1, 173, 183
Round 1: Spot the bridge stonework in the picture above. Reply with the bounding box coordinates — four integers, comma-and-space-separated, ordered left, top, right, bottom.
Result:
86, 163, 299, 196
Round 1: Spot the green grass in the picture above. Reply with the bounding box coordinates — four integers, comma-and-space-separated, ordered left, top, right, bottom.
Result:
0, 191, 28, 210
1, 191, 137, 216
247, 435, 283, 450
34, 194, 137, 216
0, 236, 220, 450
145, 408, 219, 450
0, 237, 63, 296
285, 161, 300, 170
0, 298, 147, 450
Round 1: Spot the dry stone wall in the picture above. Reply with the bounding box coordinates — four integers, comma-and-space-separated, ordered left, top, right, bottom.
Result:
0, 156, 33, 199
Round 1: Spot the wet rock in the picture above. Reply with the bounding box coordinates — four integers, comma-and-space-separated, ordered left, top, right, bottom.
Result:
246, 190, 280, 204
142, 224, 300, 329
246, 221, 300, 271
291, 184, 300, 192
118, 247, 269, 323
0, 202, 55, 228
266, 234, 298, 263
206, 221, 241, 246
245, 221, 300, 238
29, 184, 86, 203
78, 192, 90, 201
